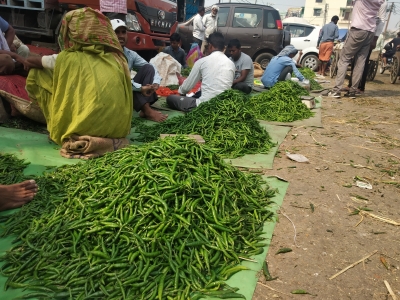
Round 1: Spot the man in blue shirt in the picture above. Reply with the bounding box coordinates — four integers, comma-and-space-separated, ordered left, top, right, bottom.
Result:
261, 45, 306, 88
163, 33, 187, 68
112, 19, 167, 122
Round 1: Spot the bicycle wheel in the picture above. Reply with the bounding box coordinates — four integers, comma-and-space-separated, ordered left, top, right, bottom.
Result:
330, 53, 338, 78
390, 56, 399, 84
367, 60, 378, 81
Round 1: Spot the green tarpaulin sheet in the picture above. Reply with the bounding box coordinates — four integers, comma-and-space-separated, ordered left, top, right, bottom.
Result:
0, 127, 289, 300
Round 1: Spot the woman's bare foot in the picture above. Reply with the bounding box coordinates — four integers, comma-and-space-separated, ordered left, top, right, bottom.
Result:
0, 180, 38, 211
140, 104, 168, 122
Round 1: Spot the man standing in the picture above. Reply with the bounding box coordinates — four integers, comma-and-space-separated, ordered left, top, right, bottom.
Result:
228, 39, 254, 94
201, 5, 219, 55
163, 33, 188, 68
329, 0, 385, 98
193, 6, 205, 48
166, 32, 235, 112
100, 0, 127, 21
348, 0, 387, 94
317, 16, 339, 76
112, 19, 167, 122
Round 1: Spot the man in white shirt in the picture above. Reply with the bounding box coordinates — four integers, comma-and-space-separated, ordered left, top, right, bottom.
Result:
201, 5, 219, 55
166, 32, 235, 112
329, 0, 385, 98
228, 39, 254, 94
192, 6, 205, 48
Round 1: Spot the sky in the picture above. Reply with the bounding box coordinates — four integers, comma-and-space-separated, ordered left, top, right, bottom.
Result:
204, 0, 400, 31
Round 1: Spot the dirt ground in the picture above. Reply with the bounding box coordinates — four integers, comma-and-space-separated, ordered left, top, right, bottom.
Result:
254, 72, 400, 299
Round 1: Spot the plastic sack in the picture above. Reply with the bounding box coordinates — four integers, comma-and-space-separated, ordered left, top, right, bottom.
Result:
253, 62, 264, 78
150, 53, 181, 87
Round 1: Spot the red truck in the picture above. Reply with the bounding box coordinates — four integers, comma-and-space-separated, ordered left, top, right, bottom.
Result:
0, 0, 178, 55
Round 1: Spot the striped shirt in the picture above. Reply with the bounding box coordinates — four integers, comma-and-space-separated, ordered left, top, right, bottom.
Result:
351, 0, 385, 33
100, 0, 127, 14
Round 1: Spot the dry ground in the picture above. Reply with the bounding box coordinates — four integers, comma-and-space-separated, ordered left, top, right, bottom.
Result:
254, 73, 400, 300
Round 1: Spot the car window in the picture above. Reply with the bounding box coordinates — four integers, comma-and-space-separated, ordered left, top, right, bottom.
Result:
263, 9, 279, 29
233, 7, 262, 28
289, 25, 306, 37
217, 7, 230, 27
304, 26, 313, 36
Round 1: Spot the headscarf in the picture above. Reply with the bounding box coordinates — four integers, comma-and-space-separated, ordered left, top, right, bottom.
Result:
58, 7, 130, 79
211, 5, 219, 16
277, 45, 298, 57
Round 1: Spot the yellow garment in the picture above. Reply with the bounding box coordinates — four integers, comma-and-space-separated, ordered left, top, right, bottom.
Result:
27, 46, 132, 145
26, 8, 133, 145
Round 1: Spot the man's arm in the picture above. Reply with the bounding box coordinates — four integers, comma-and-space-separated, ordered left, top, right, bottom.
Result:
0, 49, 24, 63
288, 58, 305, 81
178, 60, 201, 95
233, 69, 250, 85
317, 28, 323, 47
0, 17, 15, 51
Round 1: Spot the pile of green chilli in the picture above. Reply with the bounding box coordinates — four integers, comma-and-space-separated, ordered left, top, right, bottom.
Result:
0, 137, 276, 300
297, 68, 323, 90
136, 89, 275, 158
247, 81, 314, 122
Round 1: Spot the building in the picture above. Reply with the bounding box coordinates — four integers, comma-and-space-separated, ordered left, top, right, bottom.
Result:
303, 0, 353, 29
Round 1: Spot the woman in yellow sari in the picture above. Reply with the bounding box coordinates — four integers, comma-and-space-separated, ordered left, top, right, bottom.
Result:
25, 8, 132, 158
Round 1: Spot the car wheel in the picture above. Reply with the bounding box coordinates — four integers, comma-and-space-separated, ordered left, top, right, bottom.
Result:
255, 53, 274, 69
302, 54, 319, 71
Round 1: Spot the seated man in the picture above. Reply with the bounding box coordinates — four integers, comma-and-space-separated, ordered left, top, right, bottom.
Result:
166, 32, 235, 112
163, 33, 188, 68
228, 39, 254, 94
261, 45, 306, 88
112, 19, 167, 122
383, 32, 400, 67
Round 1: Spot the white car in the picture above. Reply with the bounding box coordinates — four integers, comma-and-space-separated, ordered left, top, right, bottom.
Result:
283, 21, 321, 71
294, 46, 320, 71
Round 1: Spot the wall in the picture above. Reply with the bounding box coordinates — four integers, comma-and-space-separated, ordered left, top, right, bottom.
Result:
303, 0, 352, 29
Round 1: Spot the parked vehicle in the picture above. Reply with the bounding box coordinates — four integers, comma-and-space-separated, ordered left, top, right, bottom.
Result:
283, 22, 320, 50
177, 3, 288, 69
0, 0, 178, 53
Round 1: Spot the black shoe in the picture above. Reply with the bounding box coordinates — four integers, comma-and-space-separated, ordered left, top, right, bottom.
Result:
345, 92, 356, 99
